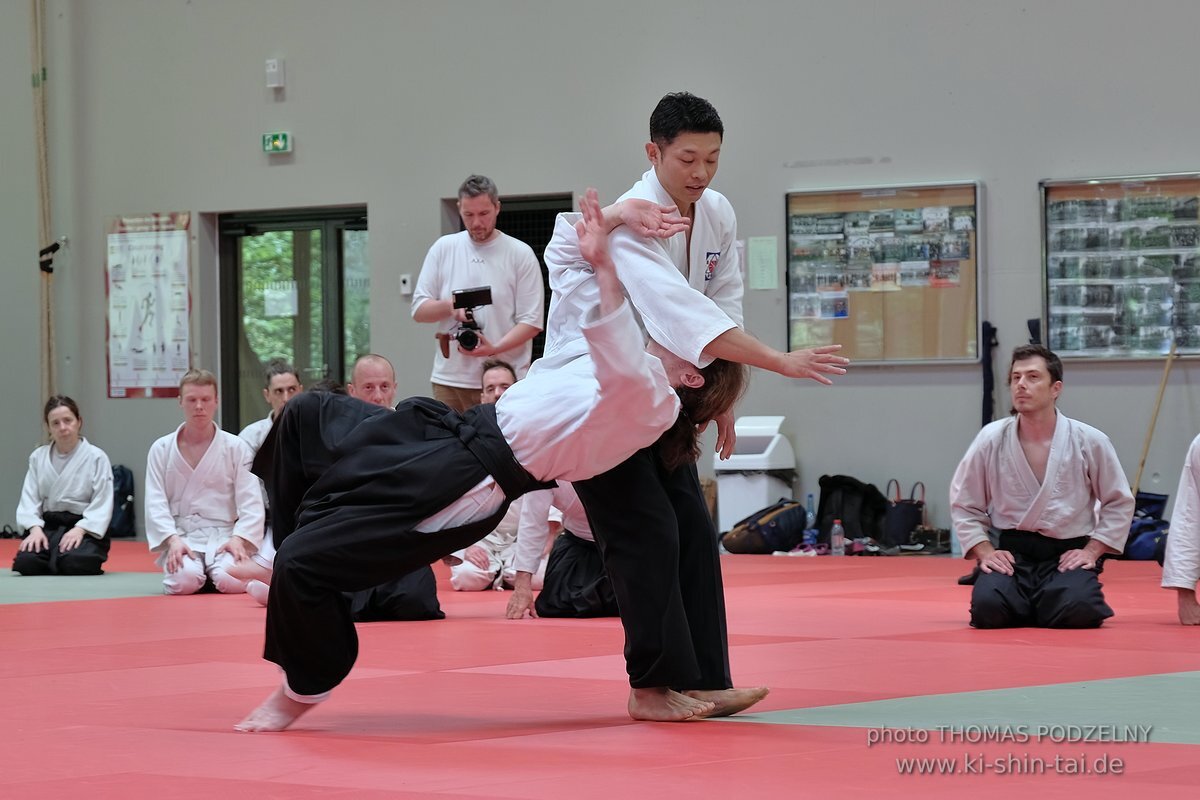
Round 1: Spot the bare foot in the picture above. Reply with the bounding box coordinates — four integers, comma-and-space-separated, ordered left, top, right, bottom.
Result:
227, 559, 272, 584
628, 687, 716, 721
246, 579, 270, 606
235, 686, 316, 732
682, 686, 770, 717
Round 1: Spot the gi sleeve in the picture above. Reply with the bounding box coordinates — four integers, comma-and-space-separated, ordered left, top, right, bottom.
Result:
950, 431, 994, 556
1163, 435, 1200, 589
78, 449, 115, 539
14, 453, 45, 531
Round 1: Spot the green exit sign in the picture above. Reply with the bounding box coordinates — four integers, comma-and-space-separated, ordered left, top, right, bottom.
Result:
262, 131, 292, 153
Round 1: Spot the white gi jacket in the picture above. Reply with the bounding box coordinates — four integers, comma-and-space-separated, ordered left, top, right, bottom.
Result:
542, 168, 742, 370
1163, 433, 1200, 589
144, 423, 266, 555
411, 230, 545, 387
511, 482, 593, 576
497, 298, 680, 483
238, 415, 274, 454
16, 438, 114, 537
950, 412, 1134, 555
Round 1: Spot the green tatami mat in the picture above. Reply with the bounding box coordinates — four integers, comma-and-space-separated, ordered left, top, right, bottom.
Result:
724, 671, 1200, 745
0, 570, 163, 603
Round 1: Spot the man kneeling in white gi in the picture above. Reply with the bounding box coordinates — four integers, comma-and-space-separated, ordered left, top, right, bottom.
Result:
950, 344, 1134, 628
145, 369, 265, 595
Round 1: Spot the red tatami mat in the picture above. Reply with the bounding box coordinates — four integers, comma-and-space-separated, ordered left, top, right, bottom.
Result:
3, 545, 1199, 799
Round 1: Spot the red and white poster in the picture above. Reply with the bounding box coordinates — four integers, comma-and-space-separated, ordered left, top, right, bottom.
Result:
106, 212, 190, 398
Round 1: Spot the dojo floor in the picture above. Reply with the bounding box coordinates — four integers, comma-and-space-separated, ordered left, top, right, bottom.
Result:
3, 541, 1199, 799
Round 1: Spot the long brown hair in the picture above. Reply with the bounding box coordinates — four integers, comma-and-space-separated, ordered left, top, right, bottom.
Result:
657, 358, 748, 471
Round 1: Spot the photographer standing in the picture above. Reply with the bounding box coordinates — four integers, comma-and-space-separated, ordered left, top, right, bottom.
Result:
411, 174, 544, 412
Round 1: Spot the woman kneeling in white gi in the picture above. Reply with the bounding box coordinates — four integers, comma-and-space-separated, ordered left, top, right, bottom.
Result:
13, 396, 114, 576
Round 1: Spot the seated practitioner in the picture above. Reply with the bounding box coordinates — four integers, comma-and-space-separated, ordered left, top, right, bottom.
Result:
238, 358, 303, 605
1162, 434, 1200, 625
13, 395, 114, 576
145, 369, 265, 595
343, 354, 444, 621
506, 480, 618, 619
236, 189, 748, 732
447, 358, 544, 592
950, 344, 1134, 628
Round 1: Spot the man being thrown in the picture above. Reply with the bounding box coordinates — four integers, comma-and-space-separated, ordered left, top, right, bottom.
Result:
236, 189, 743, 731
950, 344, 1134, 628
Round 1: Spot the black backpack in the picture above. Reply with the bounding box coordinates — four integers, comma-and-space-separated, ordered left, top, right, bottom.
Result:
816, 474, 887, 545
107, 464, 137, 538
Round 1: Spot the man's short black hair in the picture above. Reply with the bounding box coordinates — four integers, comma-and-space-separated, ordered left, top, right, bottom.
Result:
649, 92, 724, 148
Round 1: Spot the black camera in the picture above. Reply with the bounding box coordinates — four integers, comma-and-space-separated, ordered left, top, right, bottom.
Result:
441, 285, 493, 355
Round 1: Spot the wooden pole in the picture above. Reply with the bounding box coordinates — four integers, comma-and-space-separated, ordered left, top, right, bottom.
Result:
1132, 340, 1178, 495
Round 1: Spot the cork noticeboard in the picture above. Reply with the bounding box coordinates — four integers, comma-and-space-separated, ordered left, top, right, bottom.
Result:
786, 182, 980, 364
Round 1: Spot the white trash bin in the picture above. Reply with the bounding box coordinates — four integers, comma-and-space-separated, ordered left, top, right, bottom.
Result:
713, 416, 796, 533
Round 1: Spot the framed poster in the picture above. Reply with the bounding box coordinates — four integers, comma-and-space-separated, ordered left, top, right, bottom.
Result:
106, 212, 191, 397
1042, 173, 1200, 359
786, 182, 981, 364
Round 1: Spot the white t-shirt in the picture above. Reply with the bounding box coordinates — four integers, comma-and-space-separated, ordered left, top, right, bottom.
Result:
411, 231, 544, 389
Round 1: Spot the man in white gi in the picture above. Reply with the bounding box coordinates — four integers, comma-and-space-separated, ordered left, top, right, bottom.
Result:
145, 369, 265, 595
951, 344, 1134, 628
237, 359, 303, 604
236, 189, 744, 732
411, 174, 545, 412
505, 481, 617, 619
542, 92, 847, 721
1161, 435, 1200, 624
447, 359, 544, 591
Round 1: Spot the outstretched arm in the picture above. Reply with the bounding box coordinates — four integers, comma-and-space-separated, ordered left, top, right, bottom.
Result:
577, 189, 625, 318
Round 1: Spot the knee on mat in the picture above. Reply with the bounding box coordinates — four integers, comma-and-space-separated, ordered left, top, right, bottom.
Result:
450, 567, 494, 592
56, 554, 104, 576
969, 594, 1018, 629
163, 570, 207, 595
1042, 598, 1110, 629
12, 553, 51, 575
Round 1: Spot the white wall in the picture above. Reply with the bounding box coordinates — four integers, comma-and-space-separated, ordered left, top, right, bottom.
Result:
4, 0, 1200, 532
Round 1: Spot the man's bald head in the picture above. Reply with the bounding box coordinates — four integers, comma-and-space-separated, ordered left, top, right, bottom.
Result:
347, 354, 397, 408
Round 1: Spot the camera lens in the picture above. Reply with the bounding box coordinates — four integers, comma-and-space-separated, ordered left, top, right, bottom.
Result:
457, 329, 479, 351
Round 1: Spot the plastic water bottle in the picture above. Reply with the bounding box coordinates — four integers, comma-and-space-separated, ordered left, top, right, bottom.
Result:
805, 493, 816, 530
830, 518, 845, 556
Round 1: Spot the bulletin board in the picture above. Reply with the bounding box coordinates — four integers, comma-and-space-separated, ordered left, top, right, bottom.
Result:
786, 182, 981, 364
1042, 173, 1200, 359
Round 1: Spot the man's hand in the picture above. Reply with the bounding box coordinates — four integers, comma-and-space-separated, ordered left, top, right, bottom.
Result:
576, 190, 615, 273
18, 527, 47, 553
217, 536, 256, 563
164, 535, 194, 574
458, 333, 496, 358
505, 572, 537, 619
970, 542, 1016, 576
698, 409, 737, 460
775, 345, 849, 384
1176, 588, 1200, 625
1057, 548, 1099, 572
615, 199, 691, 239
463, 545, 490, 571
59, 527, 86, 552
